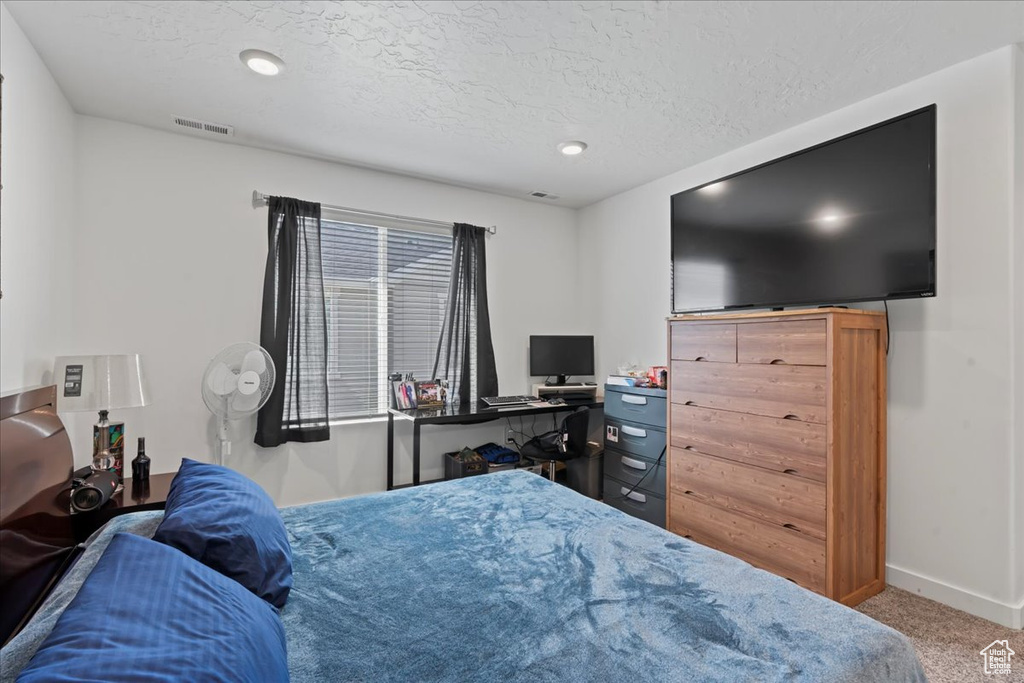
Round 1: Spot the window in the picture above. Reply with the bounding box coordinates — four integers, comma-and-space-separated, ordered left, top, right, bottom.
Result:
321, 218, 453, 419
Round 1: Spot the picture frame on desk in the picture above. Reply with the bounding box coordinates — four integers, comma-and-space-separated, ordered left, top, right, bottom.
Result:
393, 379, 417, 409
392, 377, 448, 410
414, 380, 444, 408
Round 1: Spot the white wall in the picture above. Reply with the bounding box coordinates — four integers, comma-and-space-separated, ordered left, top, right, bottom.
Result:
0, 3, 76, 392
578, 46, 1022, 627
62, 116, 584, 505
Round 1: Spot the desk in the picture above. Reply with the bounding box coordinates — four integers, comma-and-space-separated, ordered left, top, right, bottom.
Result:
387, 399, 603, 490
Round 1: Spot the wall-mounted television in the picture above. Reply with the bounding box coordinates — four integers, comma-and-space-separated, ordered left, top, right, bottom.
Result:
671, 105, 936, 314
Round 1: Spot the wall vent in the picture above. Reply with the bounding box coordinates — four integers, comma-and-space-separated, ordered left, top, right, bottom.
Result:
173, 116, 234, 136
529, 191, 560, 200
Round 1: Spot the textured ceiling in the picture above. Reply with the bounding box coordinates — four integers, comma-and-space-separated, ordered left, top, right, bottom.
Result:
6, 1, 1024, 207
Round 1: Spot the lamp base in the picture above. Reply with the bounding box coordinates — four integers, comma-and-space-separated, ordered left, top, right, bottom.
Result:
93, 409, 126, 486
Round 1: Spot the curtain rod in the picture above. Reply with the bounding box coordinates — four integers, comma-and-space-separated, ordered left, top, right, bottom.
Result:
251, 191, 497, 235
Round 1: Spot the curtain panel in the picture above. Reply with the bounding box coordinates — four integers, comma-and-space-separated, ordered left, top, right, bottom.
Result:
255, 196, 330, 446
432, 223, 498, 404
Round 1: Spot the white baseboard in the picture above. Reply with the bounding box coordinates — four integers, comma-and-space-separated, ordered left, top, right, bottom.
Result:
886, 564, 1023, 629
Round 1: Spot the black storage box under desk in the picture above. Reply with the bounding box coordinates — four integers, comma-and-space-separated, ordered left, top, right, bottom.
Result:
444, 452, 489, 480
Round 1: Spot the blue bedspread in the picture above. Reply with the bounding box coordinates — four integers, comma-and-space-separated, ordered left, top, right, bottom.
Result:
279, 471, 925, 682
3, 471, 925, 682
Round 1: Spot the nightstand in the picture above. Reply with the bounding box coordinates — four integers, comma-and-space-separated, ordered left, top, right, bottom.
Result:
71, 472, 176, 542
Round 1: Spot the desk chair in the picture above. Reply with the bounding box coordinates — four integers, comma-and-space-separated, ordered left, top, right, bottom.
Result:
521, 407, 590, 482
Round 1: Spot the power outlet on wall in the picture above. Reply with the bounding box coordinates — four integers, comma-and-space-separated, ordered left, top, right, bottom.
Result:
506, 429, 516, 445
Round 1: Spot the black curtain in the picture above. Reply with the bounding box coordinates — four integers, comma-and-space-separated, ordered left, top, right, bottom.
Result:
255, 196, 330, 447
432, 223, 498, 404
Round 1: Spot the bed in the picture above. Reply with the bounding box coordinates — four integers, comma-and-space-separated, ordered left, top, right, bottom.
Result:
0, 386, 926, 682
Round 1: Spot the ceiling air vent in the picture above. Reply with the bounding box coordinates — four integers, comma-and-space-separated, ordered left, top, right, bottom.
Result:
529, 191, 560, 200
173, 116, 234, 136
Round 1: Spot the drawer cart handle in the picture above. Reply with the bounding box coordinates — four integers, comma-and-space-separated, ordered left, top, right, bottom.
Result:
621, 425, 647, 438
621, 395, 648, 405
621, 456, 647, 471
621, 487, 647, 504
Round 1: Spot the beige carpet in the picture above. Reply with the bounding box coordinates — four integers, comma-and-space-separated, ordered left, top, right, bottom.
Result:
856, 587, 1022, 682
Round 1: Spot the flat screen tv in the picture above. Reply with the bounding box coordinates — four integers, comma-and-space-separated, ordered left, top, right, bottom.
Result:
671, 105, 936, 314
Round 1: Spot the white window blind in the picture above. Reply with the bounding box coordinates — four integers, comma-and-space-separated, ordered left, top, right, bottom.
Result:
321, 218, 453, 419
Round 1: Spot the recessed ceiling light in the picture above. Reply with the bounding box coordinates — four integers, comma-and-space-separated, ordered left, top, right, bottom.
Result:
240, 49, 284, 76
557, 141, 588, 156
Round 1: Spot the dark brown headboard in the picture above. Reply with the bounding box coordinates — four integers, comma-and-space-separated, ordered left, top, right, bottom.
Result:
0, 385, 77, 645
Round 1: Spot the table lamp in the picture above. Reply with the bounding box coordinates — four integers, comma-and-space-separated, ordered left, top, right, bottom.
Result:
53, 355, 149, 483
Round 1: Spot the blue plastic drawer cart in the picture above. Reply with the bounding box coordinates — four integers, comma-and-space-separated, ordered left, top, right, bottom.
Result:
602, 384, 667, 527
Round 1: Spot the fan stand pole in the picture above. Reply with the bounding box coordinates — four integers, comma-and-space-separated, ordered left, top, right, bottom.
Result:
218, 398, 231, 466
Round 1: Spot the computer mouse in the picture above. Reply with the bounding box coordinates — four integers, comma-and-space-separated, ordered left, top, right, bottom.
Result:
548, 397, 566, 405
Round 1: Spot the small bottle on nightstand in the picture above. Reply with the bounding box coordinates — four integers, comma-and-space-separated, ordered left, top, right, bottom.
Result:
132, 437, 151, 483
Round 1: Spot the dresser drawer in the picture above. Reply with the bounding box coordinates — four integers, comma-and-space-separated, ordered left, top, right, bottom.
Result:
737, 320, 827, 366
604, 389, 667, 428
604, 448, 666, 496
604, 475, 666, 527
669, 448, 825, 539
670, 404, 827, 482
604, 417, 666, 461
671, 361, 827, 424
669, 493, 826, 593
670, 323, 737, 362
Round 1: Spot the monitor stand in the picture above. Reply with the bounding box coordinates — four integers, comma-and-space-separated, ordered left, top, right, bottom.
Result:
545, 375, 570, 386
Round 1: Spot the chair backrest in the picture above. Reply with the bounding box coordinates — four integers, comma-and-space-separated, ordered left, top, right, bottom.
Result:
561, 407, 590, 456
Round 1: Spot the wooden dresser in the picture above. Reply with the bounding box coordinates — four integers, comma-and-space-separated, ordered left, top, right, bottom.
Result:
666, 308, 886, 606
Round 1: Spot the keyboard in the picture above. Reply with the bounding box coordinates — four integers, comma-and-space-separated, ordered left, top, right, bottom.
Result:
480, 395, 540, 407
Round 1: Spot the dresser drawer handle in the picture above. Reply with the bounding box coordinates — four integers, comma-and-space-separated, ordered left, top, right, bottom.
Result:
782, 523, 800, 531
621, 488, 647, 504
683, 490, 694, 495
684, 401, 697, 406
783, 468, 799, 475
620, 456, 647, 471
782, 414, 800, 420
769, 358, 787, 365
621, 395, 648, 406
621, 425, 647, 438
683, 445, 696, 451
694, 356, 708, 361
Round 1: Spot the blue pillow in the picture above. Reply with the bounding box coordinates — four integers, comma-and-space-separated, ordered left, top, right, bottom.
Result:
153, 458, 293, 608
17, 533, 288, 683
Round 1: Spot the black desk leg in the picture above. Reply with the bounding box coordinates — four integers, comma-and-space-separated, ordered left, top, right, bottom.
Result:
412, 422, 421, 486
387, 413, 394, 491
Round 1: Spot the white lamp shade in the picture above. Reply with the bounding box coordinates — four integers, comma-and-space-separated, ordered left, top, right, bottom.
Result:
53, 355, 149, 412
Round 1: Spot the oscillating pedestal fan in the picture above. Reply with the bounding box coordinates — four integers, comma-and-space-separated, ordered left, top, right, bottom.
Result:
201, 343, 276, 464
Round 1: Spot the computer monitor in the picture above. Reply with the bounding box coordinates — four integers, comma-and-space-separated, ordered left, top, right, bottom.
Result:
529, 335, 595, 385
